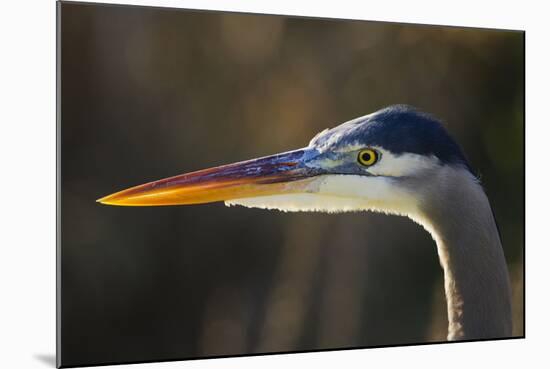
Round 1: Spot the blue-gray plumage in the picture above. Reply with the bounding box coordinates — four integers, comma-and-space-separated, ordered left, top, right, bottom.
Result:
99, 105, 513, 341
311, 105, 474, 174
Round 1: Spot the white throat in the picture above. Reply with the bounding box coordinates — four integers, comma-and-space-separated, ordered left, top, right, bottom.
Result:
226, 174, 419, 217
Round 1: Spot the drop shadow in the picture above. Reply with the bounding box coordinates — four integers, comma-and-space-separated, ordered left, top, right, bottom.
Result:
34, 353, 56, 367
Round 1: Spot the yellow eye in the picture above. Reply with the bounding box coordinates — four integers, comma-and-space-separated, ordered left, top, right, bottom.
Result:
357, 149, 379, 166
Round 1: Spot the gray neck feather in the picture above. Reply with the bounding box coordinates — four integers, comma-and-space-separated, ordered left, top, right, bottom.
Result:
409, 166, 512, 340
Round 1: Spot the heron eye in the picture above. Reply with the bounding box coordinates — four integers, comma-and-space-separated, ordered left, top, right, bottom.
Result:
358, 149, 378, 166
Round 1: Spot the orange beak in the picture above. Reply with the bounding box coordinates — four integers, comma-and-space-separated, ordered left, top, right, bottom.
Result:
97, 149, 322, 206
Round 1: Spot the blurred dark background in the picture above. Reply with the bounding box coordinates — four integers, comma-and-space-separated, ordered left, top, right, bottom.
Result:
59, 2, 524, 366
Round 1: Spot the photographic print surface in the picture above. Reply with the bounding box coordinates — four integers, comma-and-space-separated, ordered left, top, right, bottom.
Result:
57, 1, 524, 367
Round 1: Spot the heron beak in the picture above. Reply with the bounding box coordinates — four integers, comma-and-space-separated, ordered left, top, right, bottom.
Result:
97, 149, 322, 206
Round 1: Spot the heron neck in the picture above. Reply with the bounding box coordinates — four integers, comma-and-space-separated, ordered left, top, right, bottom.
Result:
413, 167, 512, 340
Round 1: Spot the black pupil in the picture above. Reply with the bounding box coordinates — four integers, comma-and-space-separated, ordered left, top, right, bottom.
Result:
361, 152, 372, 162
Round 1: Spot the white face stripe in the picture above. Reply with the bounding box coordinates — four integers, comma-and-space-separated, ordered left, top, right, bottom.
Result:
367, 147, 440, 177
311, 143, 441, 178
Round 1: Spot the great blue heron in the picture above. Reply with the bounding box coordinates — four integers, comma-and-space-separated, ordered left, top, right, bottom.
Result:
98, 105, 512, 341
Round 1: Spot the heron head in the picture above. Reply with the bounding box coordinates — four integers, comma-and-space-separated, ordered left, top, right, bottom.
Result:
98, 105, 473, 215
